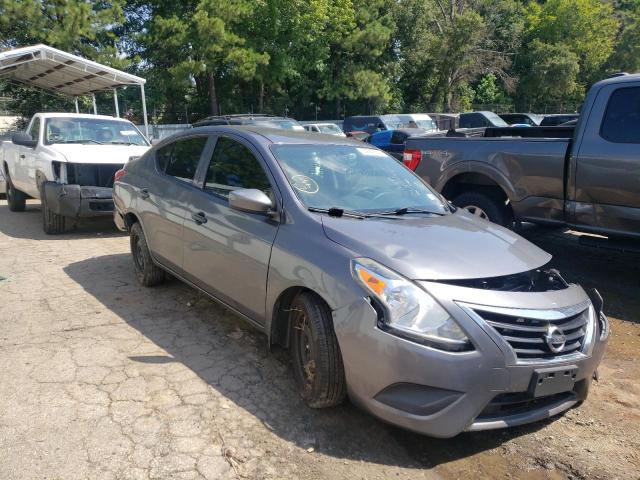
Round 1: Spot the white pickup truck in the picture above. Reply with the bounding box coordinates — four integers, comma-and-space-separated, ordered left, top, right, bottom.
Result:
1, 113, 150, 233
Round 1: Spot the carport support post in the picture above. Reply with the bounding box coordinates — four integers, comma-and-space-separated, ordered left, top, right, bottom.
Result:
74, 97, 79, 113
113, 88, 120, 118
141, 84, 150, 139
92, 93, 97, 115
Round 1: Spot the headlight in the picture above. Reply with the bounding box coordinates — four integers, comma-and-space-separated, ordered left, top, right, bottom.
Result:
351, 258, 472, 351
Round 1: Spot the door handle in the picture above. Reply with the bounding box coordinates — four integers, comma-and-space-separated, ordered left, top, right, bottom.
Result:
191, 211, 207, 225
139, 188, 150, 199
19, 154, 25, 159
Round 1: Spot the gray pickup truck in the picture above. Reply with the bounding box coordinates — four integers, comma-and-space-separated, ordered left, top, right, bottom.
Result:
404, 74, 640, 239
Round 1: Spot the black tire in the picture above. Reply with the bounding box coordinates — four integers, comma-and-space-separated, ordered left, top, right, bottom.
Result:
130, 222, 165, 287
289, 292, 346, 408
6, 173, 26, 212
40, 184, 67, 234
453, 190, 513, 228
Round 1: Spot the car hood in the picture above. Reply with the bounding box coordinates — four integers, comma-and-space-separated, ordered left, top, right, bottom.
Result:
321, 211, 551, 280
49, 144, 150, 164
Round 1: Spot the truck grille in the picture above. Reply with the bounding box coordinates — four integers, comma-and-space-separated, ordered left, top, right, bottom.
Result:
474, 307, 590, 360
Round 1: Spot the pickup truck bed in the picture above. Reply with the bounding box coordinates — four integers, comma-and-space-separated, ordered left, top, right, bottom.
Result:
404, 73, 640, 239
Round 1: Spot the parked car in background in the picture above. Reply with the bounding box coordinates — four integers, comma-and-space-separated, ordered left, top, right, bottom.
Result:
404, 73, 640, 239
396, 114, 439, 132
342, 115, 404, 134
499, 113, 543, 126
345, 131, 370, 141
540, 114, 579, 126
303, 122, 346, 136
366, 128, 427, 160
459, 111, 509, 128
113, 125, 608, 438
1, 113, 150, 234
193, 114, 305, 131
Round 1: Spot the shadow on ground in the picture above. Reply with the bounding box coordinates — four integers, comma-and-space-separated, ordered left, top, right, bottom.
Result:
0, 202, 125, 240
519, 225, 640, 324
64, 252, 554, 469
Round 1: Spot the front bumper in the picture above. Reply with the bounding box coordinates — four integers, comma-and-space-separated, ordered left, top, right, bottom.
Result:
332, 282, 608, 438
43, 182, 115, 218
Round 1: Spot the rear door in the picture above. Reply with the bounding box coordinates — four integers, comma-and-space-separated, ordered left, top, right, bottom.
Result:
138, 135, 211, 273
572, 83, 640, 235
182, 134, 280, 323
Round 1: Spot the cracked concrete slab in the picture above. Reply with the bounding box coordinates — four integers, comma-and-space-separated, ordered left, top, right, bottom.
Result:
1, 200, 638, 480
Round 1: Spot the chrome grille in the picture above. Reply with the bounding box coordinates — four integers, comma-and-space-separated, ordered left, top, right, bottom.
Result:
475, 308, 590, 360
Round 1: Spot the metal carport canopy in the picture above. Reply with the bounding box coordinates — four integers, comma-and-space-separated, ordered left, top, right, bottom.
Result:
0, 44, 149, 137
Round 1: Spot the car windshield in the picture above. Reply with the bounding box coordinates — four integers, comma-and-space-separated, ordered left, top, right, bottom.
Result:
270, 144, 449, 214
485, 112, 509, 127
381, 116, 404, 129
44, 118, 148, 146
318, 124, 342, 135
252, 120, 304, 131
414, 119, 437, 130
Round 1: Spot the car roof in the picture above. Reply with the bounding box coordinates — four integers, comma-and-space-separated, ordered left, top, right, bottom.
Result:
182, 125, 365, 146
38, 113, 126, 120
542, 113, 578, 117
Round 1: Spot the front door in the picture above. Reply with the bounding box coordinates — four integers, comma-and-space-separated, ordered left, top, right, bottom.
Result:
572, 83, 640, 235
182, 135, 280, 323
138, 135, 211, 273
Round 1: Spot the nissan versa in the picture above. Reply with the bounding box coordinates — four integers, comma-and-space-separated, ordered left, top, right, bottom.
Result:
112, 126, 609, 438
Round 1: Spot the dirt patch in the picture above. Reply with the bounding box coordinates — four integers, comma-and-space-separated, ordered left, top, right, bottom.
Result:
0, 202, 638, 479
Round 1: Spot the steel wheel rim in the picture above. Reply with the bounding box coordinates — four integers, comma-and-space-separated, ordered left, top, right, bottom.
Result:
464, 205, 489, 220
295, 311, 316, 390
134, 237, 145, 272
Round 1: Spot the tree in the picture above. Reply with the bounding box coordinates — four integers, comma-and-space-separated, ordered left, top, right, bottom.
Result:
516, 0, 619, 109
607, 0, 640, 73
396, 0, 524, 112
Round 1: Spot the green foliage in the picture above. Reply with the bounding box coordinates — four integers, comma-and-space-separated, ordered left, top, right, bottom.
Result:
0, 0, 637, 119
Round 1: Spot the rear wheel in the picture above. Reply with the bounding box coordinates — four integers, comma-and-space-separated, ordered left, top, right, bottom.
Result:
453, 190, 513, 228
40, 184, 68, 234
6, 174, 26, 212
130, 222, 165, 287
290, 292, 346, 408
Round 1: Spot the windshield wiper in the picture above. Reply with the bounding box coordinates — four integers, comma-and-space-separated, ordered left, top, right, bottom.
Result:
375, 207, 445, 216
108, 141, 139, 145
53, 139, 105, 145
307, 207, 404, 219
308, 207, 368, 219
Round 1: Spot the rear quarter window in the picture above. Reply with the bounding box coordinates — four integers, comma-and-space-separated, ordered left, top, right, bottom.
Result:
600, 86, 640, 144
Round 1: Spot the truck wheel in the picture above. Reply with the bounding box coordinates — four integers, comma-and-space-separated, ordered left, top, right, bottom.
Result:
40, 185, 67, 234
6, 175, 26, 212
453, 190, 513, 228
289, 292, 346, 408
130, 222, 165, 287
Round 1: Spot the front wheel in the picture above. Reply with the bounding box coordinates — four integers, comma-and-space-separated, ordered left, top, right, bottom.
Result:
40, 184, 68, 234
6, 174, 26, 212
130, 222, 165, 287
453, 190, 513, 228
290, 292, 346, 408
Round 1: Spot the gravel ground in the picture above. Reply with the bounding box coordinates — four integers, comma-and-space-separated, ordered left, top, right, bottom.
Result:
0, 200, 638, 480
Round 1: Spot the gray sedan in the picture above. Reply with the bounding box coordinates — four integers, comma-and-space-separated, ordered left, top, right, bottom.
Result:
113, 126, 608, 437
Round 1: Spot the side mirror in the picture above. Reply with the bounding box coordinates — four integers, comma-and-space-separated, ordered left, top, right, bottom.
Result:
229, 188, 274, 214
12, 132, 37, 148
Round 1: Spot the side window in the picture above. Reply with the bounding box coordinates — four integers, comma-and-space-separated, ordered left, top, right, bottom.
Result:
29, 118, 40, 142
390, 131, 407, 144
204, 137, 271, 198
157, 136, 208, 183
601, 87, 640, 143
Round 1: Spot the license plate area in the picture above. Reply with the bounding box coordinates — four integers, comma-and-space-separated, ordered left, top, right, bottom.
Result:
529, 366, 578, 398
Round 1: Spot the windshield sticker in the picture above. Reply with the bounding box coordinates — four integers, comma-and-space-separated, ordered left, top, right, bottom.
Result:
291, 175, 319, 194
119, 130, 137, 135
